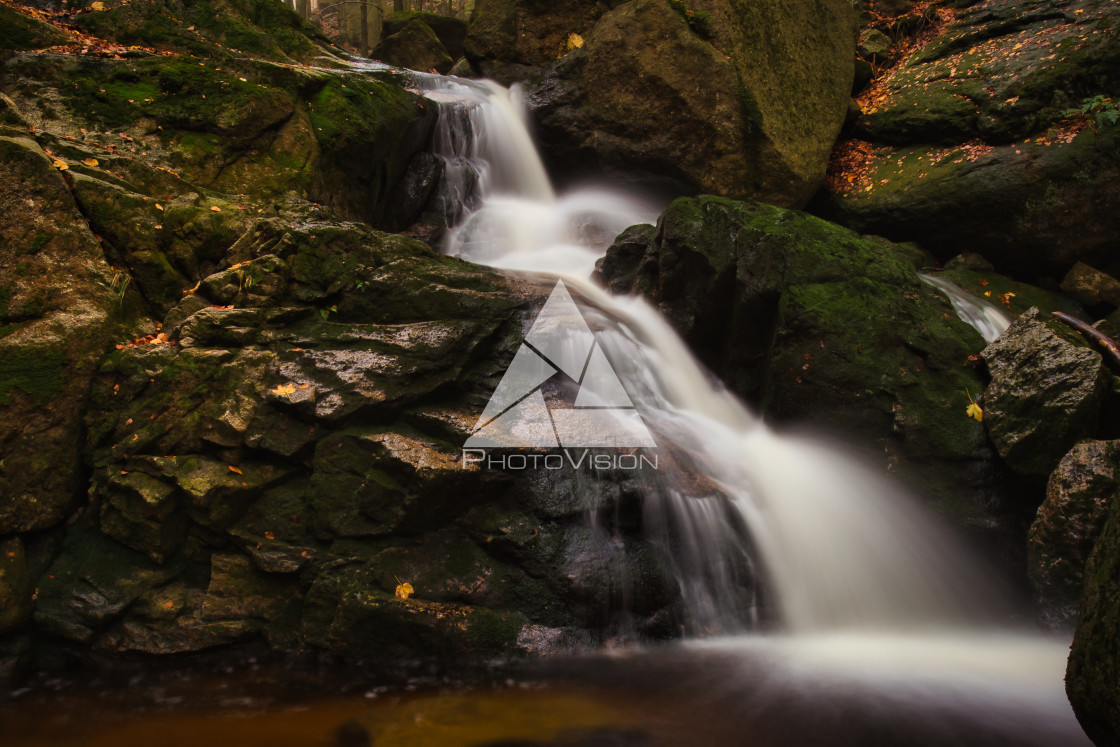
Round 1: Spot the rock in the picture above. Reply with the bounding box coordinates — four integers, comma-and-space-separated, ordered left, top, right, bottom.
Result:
465, 0, 615, 69
73, 0, 335, 64
2, 49, 433, 232
301, 563, 527, 659
0, 4, 70, 52
383, 11, 468, 61
595, 196, 1004, 526
858, 28, 892, 63
0, 117, 115, 534
1061, 262, 1120, 309
1028, 440, 1120, 632
526, 0, 856, 207
818, 0, 1120, 276
371, 19, 454, 74
0, 537, 31, 634
982, 308, 1107, 476
1068, 494, 1120, 745
32, 522, 182, 643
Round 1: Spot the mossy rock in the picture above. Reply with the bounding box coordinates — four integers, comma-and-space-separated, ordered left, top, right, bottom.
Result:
384, 11, 468, 60
0, 5, 69, 53
302, 563, 527, 659
0, 134, 115, 534
528, 0, 855, 207
371, 18, 454, 74
821, 0, 1120, 278
598, 195, 1006, 525
73, 0, 334, 64
1068, 492, 1120, 745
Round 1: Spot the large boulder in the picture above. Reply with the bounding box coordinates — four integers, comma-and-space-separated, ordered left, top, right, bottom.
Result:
1068, 494, 1120, 746
818, 0, 1120, 277
384, 11, 468, 61
515, 0, 856, 207
595, 196, 1006, 527
1028, 440, 1120, 632
372, 18, 454, 74
981, 308, 1108, 476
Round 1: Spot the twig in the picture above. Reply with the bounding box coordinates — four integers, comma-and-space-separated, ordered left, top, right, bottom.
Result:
1052, 311, 1120, 370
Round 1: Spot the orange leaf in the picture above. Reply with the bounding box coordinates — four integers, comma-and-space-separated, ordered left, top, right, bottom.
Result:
228, 465, 243, 475
210, 206, 221, 212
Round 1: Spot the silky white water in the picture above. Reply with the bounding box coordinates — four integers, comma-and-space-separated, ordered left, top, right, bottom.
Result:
414, 74, 1087, 743
921, 272, 1012, 343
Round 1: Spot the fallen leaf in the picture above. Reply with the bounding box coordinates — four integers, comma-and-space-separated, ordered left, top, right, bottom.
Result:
264, 531, 275, 540
91, 1, 105, 10
82, 158, 99, 167
52, 158, 68, 171
395, 582, 414, 600
271, 383, 297, 399
162, 600, 174, 609
155, 203, 164, 211
966, 402, 984, 422
210, 205, 221, 212
228, 465, 243, 475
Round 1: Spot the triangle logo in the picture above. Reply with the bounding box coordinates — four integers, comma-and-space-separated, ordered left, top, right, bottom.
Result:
465, 280, 656, 449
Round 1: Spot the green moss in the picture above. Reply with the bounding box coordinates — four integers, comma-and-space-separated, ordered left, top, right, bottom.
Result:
0, 348, 66, 406
0, 5, 69, 51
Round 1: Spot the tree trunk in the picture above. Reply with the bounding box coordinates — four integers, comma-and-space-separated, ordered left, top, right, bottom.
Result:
360, 0, 369, 56
394, 0, 404, 12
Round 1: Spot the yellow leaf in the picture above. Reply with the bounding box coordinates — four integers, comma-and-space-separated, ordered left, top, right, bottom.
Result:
566, 33, 584, 51
210, 205, 222, 212
82, 158, 99, 167
91, 1, 105, 10
52, 158, 68, 171
271, 383, 297, 398
395, 582, 414, 600
155, 203, 164, 211
964, 389, 983, 422
228, 465, 243, 475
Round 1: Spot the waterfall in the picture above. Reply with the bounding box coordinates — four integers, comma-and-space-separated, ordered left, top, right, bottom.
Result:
419, 75, 1008, 634
920, 273, 1012, 344
401, 73, 1088, 744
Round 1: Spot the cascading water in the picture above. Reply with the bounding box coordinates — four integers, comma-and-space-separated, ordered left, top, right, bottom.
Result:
921, 273, 1012, 343
409, 73, 1088, 743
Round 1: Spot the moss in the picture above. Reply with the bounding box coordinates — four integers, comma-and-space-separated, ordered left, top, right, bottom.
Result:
0, 347, 66, 407
0, 5, 69, 51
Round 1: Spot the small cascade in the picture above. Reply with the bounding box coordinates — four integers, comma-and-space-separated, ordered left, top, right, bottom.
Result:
921, 273, 1012, 343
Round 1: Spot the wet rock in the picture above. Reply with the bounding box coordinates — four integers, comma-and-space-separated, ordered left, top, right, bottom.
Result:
302, 563, 526, 659
982, 308, 1107, 476
818, 0, 1120, 276
596, 195, 1004, 526
1067, 494, 1120, 745
1028, 440, 1120, 632
1061, 262, 1120, 310
372, 19, 454, 74
525, 0, 856, 207
32, 522, 182, 643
